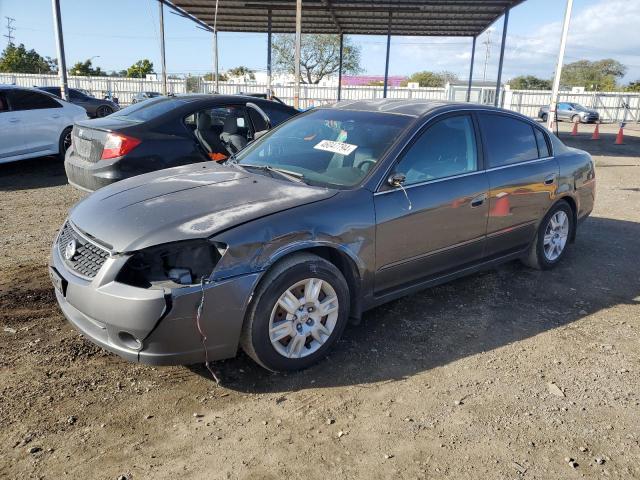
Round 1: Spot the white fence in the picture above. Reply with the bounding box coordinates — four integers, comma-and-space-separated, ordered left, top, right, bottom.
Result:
503, 89, 640, 123
1, 72, 638, 122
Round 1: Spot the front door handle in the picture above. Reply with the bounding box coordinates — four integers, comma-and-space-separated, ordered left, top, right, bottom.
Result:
544, 174, 557, 185
470, 193, 487, 207
8, 118, 19, 123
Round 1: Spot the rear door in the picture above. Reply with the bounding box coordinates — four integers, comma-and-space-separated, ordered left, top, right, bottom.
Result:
477, 112, 559, 258
0, 90, 27, 161
7, 89, 64, 156
374, 113, 489, 293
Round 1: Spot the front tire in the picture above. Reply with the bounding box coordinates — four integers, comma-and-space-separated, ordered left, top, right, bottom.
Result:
572, 114, 581, 124
522, 200, 574, 270
58, 127, 72, 161
240, 253, 350, 372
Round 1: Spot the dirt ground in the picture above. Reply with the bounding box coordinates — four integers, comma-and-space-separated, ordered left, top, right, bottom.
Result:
1, 122, 639, 480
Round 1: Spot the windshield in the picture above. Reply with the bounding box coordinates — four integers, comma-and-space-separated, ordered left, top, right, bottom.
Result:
235, 109, 410, 188
569, 103, 588, 111
111, 97, 186, 122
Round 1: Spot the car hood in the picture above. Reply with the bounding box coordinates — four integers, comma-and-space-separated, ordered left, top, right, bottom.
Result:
69, 163, 337, 252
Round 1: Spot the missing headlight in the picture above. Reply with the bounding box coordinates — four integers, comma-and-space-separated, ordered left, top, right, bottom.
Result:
116, 240, 224, 289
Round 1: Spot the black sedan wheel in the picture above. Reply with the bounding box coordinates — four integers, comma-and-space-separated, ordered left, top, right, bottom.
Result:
96, 105, 114, 118
523, 200, 574, 270
240, 253, 350, 372
58, 127, 73, 161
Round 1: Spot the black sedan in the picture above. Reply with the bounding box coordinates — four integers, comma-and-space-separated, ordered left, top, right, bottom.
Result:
38, 86, 119, 118
64, 94, 298, 191
50, 100, 595, 372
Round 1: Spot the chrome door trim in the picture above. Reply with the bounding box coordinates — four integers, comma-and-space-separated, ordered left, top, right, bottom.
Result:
373, 169, 484, 196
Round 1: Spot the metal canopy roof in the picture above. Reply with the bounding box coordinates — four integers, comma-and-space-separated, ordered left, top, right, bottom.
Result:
167, 0, 525, 37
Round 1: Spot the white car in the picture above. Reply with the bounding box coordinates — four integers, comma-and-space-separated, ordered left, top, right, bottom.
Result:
0, 85, 88, 164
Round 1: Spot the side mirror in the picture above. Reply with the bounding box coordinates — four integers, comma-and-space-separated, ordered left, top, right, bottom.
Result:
254, 129, 268, 140
387, 172, 406, 188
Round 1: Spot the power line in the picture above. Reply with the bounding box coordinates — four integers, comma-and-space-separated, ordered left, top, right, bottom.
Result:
4, 17, 16, 45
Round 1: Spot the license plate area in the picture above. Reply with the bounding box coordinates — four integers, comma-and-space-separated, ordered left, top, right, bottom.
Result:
74, 137, 93, 159
49, 267, 67, 297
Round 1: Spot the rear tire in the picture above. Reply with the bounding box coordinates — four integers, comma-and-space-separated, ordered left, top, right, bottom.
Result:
96, 105, 113, 118
58, 127, 72, 161
522, 200, 574, 270
240, 253, 350, 372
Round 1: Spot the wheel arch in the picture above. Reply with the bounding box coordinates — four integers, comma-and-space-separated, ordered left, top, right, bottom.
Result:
263, 242, 364, 321
552, 195, 578, 242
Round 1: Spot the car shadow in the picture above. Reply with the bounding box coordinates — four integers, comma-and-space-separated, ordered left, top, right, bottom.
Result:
0, 156, 69, 191
189, 216, 640, 392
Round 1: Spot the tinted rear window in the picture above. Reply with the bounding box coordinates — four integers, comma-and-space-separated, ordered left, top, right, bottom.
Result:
9, 89, 61, 110
534, 128, 550, 157
111, 97, 187, 122
478, 113, 539, 167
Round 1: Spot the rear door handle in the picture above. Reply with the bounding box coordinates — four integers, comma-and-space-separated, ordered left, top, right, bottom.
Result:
8, 118, 19, 123
470, 193, 487, 207
544, 174, 557, 185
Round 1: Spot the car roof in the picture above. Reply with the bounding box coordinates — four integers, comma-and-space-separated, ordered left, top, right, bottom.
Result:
326, 98, 532, 120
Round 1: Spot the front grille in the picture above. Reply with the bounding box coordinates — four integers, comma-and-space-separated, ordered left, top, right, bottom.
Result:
57, 222, 110, 278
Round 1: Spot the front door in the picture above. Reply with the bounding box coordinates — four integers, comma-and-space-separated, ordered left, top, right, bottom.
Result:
477, 112, 559, 257
374, 114, 489, 294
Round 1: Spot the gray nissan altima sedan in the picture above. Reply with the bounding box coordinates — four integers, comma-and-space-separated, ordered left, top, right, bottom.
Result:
50, 100, 596, 372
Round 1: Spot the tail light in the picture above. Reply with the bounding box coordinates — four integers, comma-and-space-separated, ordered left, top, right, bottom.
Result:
101, 132, 141, 160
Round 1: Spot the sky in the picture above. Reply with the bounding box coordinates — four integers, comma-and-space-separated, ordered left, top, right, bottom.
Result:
0, 0, 638, 84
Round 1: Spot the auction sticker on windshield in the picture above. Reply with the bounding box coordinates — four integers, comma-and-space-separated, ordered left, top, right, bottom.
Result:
314, 140, 358, 156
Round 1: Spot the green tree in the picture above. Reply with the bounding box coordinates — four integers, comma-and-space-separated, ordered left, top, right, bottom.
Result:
508, 75, 552, 90
226, 66, 255, 81
273, 34, 361, 84
560, 59, 626, 91
126, 59, 154, 78
625, 80, 640, 92
401, 71, 458, 88
0, 43, 55, 73
69, 59, 106, 76
203, 72, 228, 82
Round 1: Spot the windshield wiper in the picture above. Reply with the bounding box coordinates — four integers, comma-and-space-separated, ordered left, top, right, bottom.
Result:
239, 164, 306, 184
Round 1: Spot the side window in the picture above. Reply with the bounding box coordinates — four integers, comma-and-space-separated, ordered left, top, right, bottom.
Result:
248, 107, 268, 133
534, 128, 550, 158
9, 90, 61, 110
558, 103, 570, 110
260, 105, 294, 126
69, 90, 85, 101
0, 92, 9, 112
396, 115, 478, 185
478, 114, 538, 168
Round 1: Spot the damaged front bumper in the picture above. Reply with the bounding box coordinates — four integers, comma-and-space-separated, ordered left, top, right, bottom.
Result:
50, 241, 262, 366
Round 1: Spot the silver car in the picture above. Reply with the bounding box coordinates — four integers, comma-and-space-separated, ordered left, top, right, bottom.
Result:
538, 102, 600, 123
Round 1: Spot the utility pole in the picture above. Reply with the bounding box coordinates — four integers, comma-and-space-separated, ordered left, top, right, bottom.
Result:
482, 30, 491, 82
51, 0, 69, 101
4, 17, 16, 45
547, 0, 574, 131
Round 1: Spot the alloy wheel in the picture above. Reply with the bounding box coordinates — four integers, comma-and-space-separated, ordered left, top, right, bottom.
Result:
543, 210, 569, 261
63, 130, 72, 152
268, 278, 339, 359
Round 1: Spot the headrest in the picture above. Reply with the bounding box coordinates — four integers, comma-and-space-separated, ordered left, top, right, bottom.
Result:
223, 115, 239, 135
196, 112, 211, 129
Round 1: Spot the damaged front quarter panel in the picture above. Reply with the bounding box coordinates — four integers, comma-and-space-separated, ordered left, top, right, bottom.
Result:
209, 188, 377, 307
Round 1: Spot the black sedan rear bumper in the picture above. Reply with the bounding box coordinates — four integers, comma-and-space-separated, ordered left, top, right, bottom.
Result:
65, 149, 125, 192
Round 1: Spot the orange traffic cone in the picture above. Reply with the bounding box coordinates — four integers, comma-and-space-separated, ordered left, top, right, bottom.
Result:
615, 126, 624, 145
591, 123, 600, 140
570, 122, 579, 136
490, 193, 511, 217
